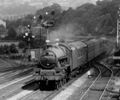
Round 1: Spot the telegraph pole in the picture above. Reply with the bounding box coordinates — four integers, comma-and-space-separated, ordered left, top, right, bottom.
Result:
112, 6, 120, 66
117, 6, 120, 49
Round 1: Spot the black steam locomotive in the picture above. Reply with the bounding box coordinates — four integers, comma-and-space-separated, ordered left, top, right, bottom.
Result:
33, 38, 107, 88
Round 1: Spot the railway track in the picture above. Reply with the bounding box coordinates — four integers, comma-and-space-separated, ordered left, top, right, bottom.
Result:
0, 69, 33, 88
79, 62, 113, 100
0, 58, 35, 73
0, 62, 112, 100
0, 74, 33, 100
18, 65, 91, 100
0, 58, 35, 85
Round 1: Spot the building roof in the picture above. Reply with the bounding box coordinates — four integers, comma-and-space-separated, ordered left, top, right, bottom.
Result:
0, 19, 6, 27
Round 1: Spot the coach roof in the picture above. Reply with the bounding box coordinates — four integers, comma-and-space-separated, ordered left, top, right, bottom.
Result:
69, 41, 87, 49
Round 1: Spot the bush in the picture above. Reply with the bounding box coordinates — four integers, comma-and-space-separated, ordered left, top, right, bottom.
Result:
0, 44, 18, 55
18, 41, 26, 49
9, 54, 23, 59
3, 45, 10, 54
9, 44, 18, 53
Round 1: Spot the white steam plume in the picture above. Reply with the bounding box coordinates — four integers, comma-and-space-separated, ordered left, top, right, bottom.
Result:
48, 23, 85, 41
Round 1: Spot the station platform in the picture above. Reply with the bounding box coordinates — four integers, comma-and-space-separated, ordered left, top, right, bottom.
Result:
52, 71, 90, 100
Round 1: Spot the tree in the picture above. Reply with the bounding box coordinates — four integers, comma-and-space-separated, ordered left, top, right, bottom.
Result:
7, 27, 17, 40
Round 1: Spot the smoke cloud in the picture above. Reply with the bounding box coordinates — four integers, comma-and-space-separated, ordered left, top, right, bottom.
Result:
48, 23, 85, 41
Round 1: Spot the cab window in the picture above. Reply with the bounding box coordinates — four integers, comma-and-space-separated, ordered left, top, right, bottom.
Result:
59, 57, 68, 67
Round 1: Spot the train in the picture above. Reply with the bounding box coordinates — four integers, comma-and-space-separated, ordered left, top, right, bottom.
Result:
33, 38, 107, 89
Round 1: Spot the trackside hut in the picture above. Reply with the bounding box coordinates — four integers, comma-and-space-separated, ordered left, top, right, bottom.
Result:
30, 48, 43, 61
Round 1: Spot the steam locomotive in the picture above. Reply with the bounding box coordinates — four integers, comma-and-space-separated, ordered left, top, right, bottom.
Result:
33, 38, 107, 88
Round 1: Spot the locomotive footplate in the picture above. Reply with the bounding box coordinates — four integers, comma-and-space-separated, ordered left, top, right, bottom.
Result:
35, 69, 65, 81
40, 74, 64, 81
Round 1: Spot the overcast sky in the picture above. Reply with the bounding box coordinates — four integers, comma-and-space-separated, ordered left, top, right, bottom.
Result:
0, 0, 97, 8
0, 0, 98, 16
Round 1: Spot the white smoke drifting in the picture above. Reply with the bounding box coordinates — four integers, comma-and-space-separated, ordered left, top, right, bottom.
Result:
48, 23, 85, 41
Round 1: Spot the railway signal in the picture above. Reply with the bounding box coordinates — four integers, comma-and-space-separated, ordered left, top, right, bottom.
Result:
112, 6, 120, 66
23, 25, 35, 49
38, 12, 55, 42
31, 11, 55, 48
23, 26, 35, 61
42, 20, 54, 28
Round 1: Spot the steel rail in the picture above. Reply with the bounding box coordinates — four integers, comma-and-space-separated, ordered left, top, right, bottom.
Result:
98, 62, 113, 100
79, 63, 101, 100
43, 67, 94, 100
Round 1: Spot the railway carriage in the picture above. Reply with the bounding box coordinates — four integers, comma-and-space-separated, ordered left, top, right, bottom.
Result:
84, 40, 96, 61
97, 38, 106, 55
68, 41, 87, 70
91, 39, 100, 57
